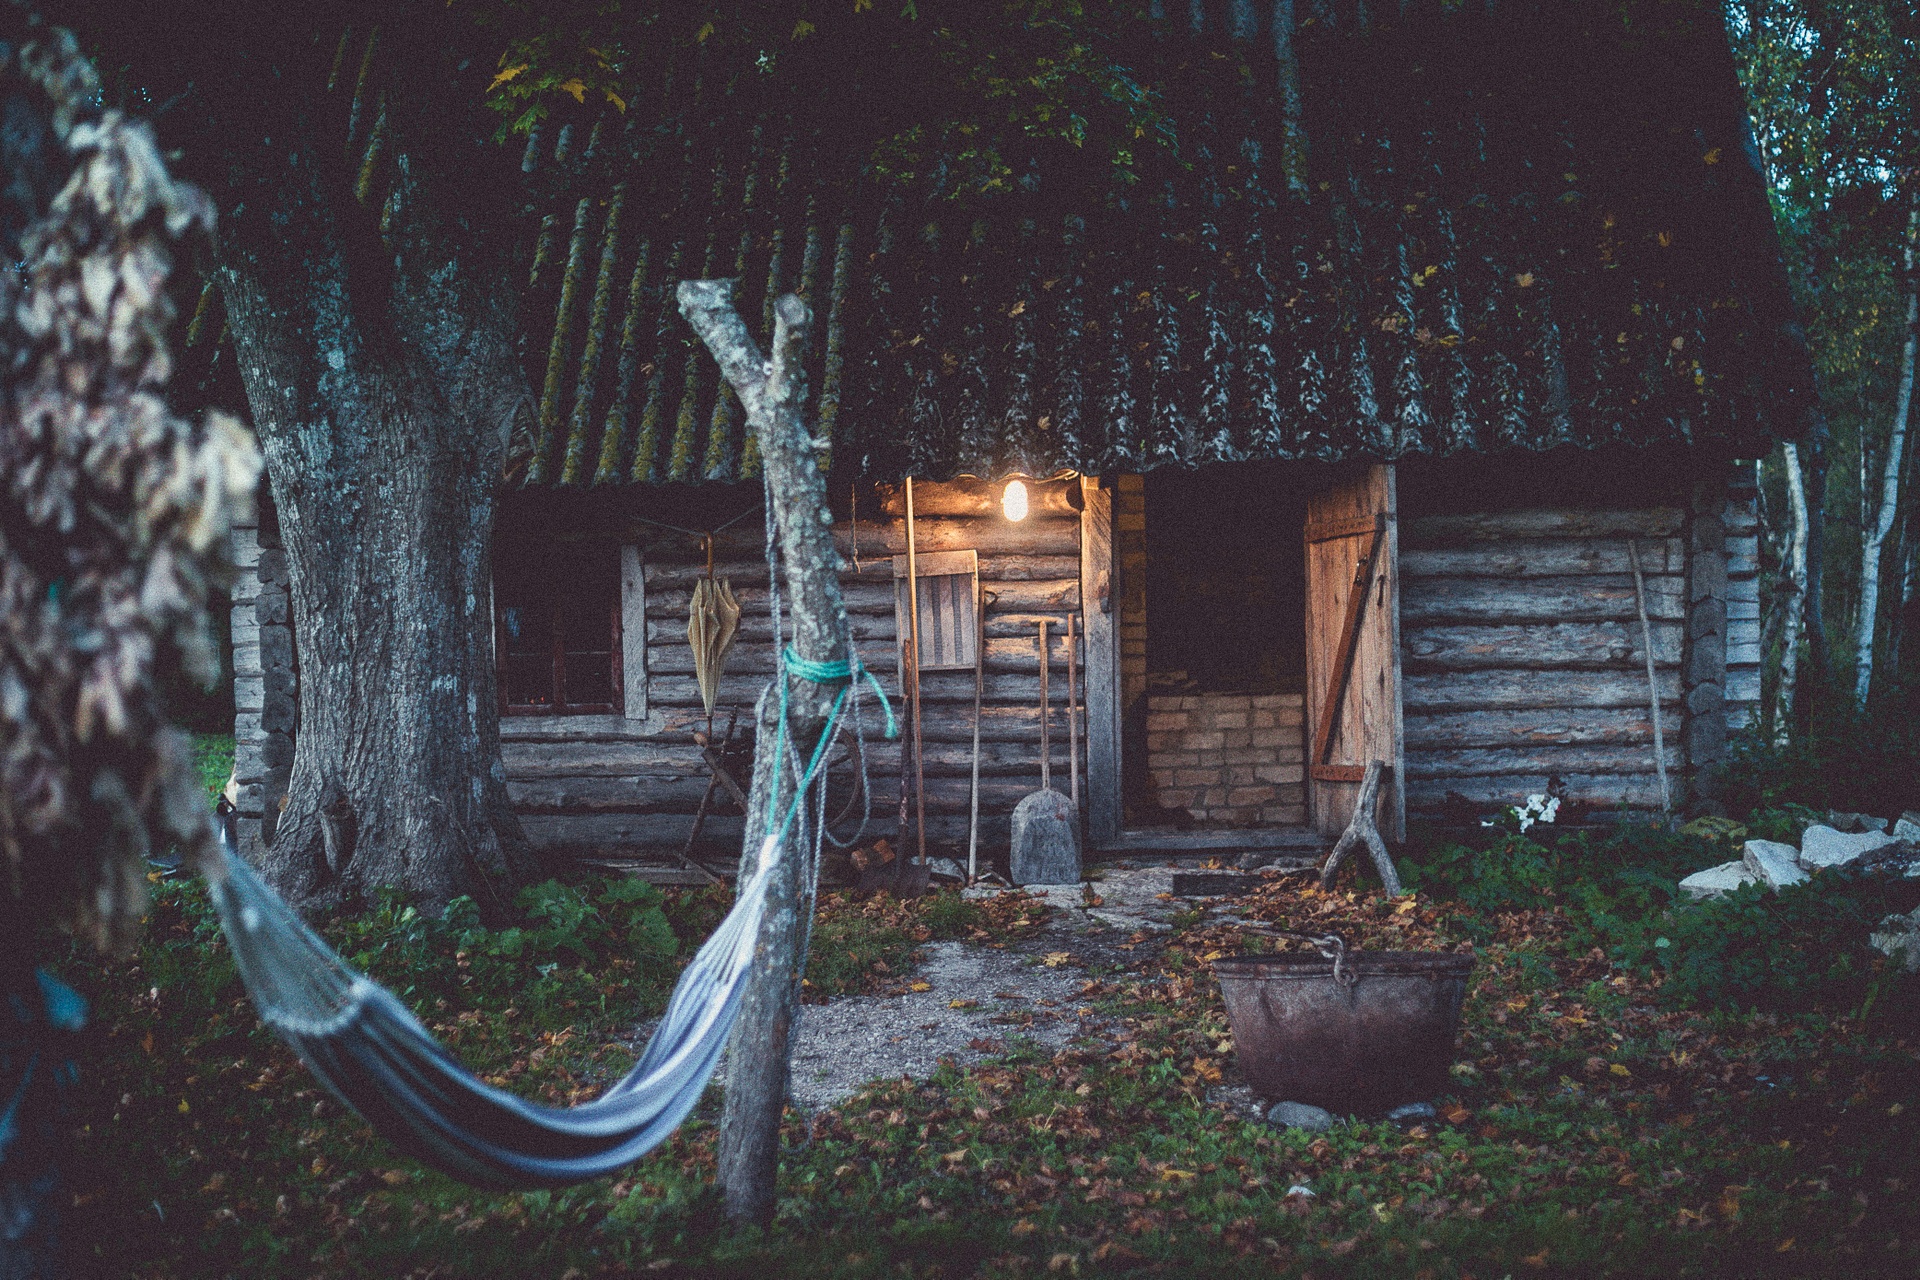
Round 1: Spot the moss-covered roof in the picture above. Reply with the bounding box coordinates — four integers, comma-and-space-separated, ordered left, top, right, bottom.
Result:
515, 1, 1813, 485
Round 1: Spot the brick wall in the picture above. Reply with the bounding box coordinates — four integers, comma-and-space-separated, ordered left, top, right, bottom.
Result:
1146, 692, 1306, 827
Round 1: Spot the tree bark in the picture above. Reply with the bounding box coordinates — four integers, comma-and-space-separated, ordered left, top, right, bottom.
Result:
676, 282, 853, 1229
208, 16, 535, 911
1852, 194, 1917, 708
1776, 441, 1809, 744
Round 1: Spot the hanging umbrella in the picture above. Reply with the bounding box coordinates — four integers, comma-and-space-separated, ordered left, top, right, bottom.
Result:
688, 576, 741, 714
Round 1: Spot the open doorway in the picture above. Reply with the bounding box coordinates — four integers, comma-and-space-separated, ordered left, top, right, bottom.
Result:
1130, 463, 1309, 830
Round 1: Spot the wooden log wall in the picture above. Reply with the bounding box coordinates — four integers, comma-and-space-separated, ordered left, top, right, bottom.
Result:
226, 492, 295, 860
1722, 472, 1762, 732
504, 479, 1086, 866
1398, 505, 1690, 816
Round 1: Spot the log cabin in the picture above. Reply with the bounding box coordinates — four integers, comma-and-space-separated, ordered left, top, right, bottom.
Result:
226, 1, 1810, 876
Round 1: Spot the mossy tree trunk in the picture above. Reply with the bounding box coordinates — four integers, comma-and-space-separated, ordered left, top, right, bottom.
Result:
206, 15, 535, 912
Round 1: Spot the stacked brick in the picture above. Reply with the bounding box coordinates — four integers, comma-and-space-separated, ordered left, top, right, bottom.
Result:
1145, 692, 1306, 827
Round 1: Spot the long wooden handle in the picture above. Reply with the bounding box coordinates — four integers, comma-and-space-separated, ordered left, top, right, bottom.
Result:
1067, 614, 1079, 808
1038, 618, 1050, 792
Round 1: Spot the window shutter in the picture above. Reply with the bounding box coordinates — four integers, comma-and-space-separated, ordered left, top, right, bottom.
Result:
892, 550, 980, 671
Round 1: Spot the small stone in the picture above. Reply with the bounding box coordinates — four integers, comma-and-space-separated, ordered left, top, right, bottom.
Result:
1266, 1101, 1337, 1132
1798, 825, 1897, 870
1861, 815, 1890, 833
1869, 912, 1920, 974
1893, 814, 1920, 843
1679, 861, 1758, 900
926, 857, 966, 883
1826, 811, 1866, 833
1741, 839, 1808, 890
1386, 1101, 1436, 1126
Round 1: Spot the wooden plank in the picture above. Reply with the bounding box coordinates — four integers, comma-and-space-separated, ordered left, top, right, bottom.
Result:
235, 675, 263, 713
1403, 667, 1682, 711
1400, 575, 1685, 624
645, 633, 1086, 677
1402, 620, 1683, 671
1403, 707, 1658, 749
645, 670, 1077, 710
621, 545, 647, 720
1401, 507, 1685, 546
644, 576, 1079, 620
501, 740, 713, 777
520, 812, 745, 853
876, 478, 1082, 518
509, 776, 716, 813
1400, 537, 1684, 579
1405, 773, 1667, 811
1406, 743, 1683, 779
1726, 667, 1761, 703
1725, 535, 1760, 576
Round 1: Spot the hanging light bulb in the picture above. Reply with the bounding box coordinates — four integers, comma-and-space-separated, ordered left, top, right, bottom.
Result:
1002, 477, 1030, 522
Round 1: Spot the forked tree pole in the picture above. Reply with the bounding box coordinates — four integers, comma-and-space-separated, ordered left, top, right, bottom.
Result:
677, 281, 852, 1227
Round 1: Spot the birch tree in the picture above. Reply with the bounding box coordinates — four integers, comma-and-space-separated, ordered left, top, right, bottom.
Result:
1852, 195, 1917, 706
1775, 441, 1810, 741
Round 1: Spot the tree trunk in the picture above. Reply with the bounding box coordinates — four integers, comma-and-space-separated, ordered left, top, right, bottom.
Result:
1776, 440, 1809, 744
210, 24, 534, 912
676, 283, 854, 1230
1852, 195, 1918, 708
1800, 407, 1832, 730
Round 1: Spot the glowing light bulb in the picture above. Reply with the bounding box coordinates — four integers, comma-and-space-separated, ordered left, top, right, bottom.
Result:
1002, 478, 1030, 522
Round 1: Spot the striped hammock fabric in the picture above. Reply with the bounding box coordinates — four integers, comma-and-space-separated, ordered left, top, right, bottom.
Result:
206, 822, 771, 1189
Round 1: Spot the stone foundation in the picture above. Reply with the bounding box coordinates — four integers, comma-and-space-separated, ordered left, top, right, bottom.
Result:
1145, 692, 1306, 827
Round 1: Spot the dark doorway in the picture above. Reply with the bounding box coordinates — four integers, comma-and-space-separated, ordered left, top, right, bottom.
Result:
1145, 463, 1307, 696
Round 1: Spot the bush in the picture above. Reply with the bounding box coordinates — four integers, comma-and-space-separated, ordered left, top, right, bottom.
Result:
1718, 704, 1920, 819
1635, 870, 1917, 1016
1404, 821, 1917, 1016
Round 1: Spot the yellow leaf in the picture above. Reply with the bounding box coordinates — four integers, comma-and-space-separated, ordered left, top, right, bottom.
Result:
1703, 147, 1722, 164
793, 18, 816, 38
1777, 1238, 1795, 1252
558, 79, 586, 104
605, 89, 626, 113
1159, 1168, 1196, 1181
854, 0, 873, 11
695, 21, 715, 42
1610, 1062, 1632, 1077
489, 63, 528, 92
909, 981, 931, 992
1041, 952, 1072, 968
1513, 272, 1535, 288
176, 1099, 190, 1114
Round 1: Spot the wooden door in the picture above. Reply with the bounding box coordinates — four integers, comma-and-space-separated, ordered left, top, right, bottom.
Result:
1304, 465, 1405, 841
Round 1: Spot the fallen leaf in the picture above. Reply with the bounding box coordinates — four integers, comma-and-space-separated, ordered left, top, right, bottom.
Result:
909, 981, 931, 992
1042, 953, 1072, 968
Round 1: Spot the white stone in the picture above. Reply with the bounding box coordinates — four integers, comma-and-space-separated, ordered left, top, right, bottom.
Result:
1797, 825, 1898, 870
1893, 814, 1920, 843
1679, 861, 1759, 900
1741, 839, 1808, 890
1869, 913, 1920, 974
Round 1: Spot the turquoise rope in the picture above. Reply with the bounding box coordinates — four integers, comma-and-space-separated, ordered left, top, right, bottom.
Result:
768, 645, 897, 845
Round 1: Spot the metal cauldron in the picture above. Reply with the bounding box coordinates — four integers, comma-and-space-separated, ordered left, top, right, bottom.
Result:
1213, 949, 1475, 1115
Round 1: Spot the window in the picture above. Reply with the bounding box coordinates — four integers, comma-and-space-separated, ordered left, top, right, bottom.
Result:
494, 542, 621, 715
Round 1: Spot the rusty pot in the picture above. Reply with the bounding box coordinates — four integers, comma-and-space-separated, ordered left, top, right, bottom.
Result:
1213, 951, 1475, 1116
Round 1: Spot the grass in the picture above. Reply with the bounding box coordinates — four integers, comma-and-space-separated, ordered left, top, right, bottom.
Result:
54, 749, 1920, 1278
192, 732, 234, 801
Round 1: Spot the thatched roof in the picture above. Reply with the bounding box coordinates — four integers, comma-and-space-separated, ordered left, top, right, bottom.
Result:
505, 1, 1813, 486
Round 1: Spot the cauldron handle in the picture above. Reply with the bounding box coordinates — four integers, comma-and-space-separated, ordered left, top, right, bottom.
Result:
1241, 926, 1358, 990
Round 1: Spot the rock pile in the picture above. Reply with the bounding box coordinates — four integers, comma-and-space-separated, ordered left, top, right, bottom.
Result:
1678, 813, 1920, 901
1675, 812, 1920, 972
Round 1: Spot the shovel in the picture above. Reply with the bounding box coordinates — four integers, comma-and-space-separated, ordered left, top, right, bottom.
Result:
1009, 618, 1080, 886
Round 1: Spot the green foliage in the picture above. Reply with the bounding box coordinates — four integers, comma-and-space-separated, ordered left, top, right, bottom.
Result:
1718, 714, 1920, 819
464, 0, 1175, 194
190, 732, 234, 802
332, 876, 681, 1025
1637, 871, 1915, 1015
1404, 819, 1915, 1017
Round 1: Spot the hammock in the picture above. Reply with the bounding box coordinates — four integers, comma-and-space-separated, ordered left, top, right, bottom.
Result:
205, 813, 773, 1189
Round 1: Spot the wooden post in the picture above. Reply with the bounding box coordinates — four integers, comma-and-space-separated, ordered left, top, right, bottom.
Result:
676, 281, 851, 1229
1079, 477, 1121, 845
